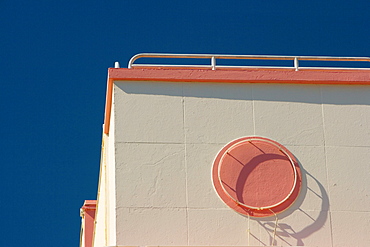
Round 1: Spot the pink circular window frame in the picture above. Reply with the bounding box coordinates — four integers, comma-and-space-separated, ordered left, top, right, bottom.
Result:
212, 136, 302, 217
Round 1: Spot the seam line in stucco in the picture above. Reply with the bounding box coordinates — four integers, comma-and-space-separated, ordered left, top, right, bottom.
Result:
116, 141, 185, 144
182, 93, 190, 245
115, 141, 370, 148
320, 86, 334, 247
115, 206, 233, 210
327, 209, 370, 213
115, 206, 369, 212
251, 85, 256, 135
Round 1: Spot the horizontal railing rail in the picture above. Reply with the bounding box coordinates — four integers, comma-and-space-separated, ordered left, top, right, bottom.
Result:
127, 53, 370, 71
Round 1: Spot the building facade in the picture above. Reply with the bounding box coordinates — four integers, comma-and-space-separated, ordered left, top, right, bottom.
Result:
80, 54, 370, 247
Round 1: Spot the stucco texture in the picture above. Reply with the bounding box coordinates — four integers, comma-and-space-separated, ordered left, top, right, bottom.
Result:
111, 81, 370, 247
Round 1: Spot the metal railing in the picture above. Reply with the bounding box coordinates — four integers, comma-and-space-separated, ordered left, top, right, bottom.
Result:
127, 53, 370, 71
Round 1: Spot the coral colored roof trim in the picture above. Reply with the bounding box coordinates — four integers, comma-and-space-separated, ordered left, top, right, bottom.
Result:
103, 68, 370, 134
81, 200, 97, 210
80, 200, 97, 247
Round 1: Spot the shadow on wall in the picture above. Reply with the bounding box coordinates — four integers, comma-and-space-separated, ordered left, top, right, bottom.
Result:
252, 168, 329, 246
116, 81, 370, 106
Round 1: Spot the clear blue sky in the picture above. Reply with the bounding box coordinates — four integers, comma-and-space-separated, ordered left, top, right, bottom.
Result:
0, 1, 369, 246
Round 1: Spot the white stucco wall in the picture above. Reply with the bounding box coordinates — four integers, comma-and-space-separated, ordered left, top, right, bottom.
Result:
92, 145, 106, 247
109, 80, 370, 247
94, 97, 117, 247
106, 95, 117, 246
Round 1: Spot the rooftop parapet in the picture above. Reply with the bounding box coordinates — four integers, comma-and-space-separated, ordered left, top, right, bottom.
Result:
127, 53, 370, 71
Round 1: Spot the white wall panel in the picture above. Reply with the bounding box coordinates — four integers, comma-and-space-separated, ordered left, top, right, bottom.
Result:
186, 143, 227, 208
116, 207, 188, 246
114, 82, 184, 143
115, 143, 186, 208
183, 83, 254, 144
326, 146, 370, 211
331, 211, 370, 247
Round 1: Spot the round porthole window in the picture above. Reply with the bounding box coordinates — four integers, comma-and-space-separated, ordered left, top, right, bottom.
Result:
212, 137, 301, 217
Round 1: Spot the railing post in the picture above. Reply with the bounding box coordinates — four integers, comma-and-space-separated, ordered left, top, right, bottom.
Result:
211, 56, 216, 70
294, 57, 299, 71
